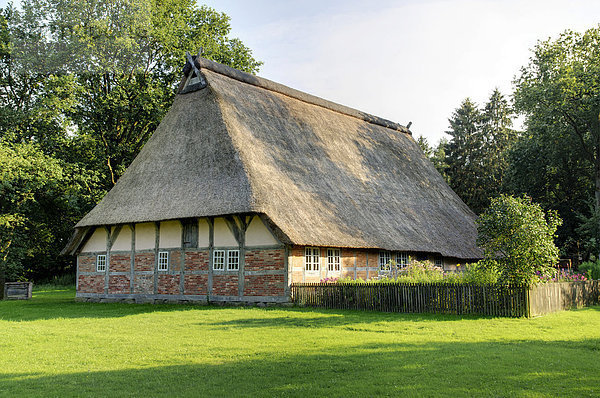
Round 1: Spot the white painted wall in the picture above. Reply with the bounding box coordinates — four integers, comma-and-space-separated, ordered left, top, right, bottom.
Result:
136, 222, 155, 250
213, 217, 237, 247
160, 220, 181, 248
198, 218, 210, 247
81, 227, 106, 253
111, 225, 132, 251
245, 217, 278, 246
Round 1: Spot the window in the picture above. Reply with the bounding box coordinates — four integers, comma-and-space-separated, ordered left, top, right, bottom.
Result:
327, 249, 340, 272
158, 251, 169, 271
96, 254, 106, 272
227, 250, 239, 271
435, 257, 443, 267
396, 252, 409, 267
379, 251, 391, 270
213, 250, 225, 271
305, 247, 320, 272
213, 250, 239, 271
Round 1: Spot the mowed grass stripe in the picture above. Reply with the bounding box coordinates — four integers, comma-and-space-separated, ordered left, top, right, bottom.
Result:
0, 288, 599, 397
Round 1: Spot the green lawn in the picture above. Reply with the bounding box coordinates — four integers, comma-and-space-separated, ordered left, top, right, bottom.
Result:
0, 288, 599, 397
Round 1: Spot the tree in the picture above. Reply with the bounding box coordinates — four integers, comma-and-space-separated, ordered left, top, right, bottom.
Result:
476, 195, 562, 285
0, 0, 261, 281
3, 0, 262, 188
514, 26, 600, 257
416, 135, 433, 157
444, 91, 517, 214
444, 98, 487, 213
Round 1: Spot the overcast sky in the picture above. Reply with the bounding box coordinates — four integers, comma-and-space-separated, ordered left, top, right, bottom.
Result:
200, 0, 600, 144
1, 0, 599, 143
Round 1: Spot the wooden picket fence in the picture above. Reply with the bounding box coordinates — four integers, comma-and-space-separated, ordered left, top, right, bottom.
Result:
291, 283, 528, 317
291, 281, 600, 317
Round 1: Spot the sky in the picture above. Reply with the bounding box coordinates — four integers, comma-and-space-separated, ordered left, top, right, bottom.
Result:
2, 0, 599, 143
199, 0, 600, 144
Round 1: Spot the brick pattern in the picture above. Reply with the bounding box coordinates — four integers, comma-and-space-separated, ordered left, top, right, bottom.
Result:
213, 275, 238, 296
109, 254, 131, 272
134, 274, 153, 294
244, 275, 284, 296
184, 251, 209, 271
78, 275, 104, 293
184, 275, 208, 295
158, 274, 180, 295
78, 254, 96, 272
134, 253, 155, 271
108, 275, 130, 294
245, 249, 284, 271
169, 251, 182, 271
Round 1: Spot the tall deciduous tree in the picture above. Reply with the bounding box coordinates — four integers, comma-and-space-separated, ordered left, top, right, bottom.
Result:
514, 26, 600, 257
0, 0, 261, 281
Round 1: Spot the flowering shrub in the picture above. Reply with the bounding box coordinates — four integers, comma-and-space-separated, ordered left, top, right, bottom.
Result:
319, 277, 339, 284
536, 270, 588, 283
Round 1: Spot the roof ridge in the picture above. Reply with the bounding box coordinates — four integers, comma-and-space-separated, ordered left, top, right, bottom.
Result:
189, 57, 411, 135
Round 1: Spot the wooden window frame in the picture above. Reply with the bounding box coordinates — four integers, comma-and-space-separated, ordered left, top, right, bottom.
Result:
327, 248, 341, 273
304, 247, 320, 273
158, 251, 169, 271
227, 250, 240, 271
213, 250, 225, 271
396, 252, 409, 267
96, 254, 107, 272
379, 251, 391, 271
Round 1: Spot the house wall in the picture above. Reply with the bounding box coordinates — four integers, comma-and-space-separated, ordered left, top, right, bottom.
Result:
288, 245, 462, 283
77, 215, 288, 303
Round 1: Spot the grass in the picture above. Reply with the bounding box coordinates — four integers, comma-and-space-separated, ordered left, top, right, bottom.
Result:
0, 287, 599, 397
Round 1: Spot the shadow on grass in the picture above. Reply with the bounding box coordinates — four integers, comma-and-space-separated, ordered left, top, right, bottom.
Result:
0, 339, 598, 397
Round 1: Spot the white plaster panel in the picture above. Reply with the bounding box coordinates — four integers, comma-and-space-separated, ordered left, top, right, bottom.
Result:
198, 218, 210, 247
245, 217, 278, 246
213, 218, 237, 247
81, 227, 107, 253
159, 220, 181, 248
136, 222, 156, 250
111, 225, 132, 251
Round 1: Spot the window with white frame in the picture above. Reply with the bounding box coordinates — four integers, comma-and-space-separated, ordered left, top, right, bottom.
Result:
305, 247, 320, 272
327, 249, 340, 272
213, 250, 225, 271
396, 252, 409, 267
96, 254, 106, 272
158, 251, 169, 271
379, 251, 391, 270
434, 257, 443, 267
227, 250, 240, 271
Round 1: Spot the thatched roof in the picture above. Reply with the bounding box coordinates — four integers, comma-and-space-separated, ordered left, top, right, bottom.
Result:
69, 57, 482, 259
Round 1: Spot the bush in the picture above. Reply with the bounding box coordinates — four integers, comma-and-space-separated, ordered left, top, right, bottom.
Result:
579, 260, 600, 280
476, 195, 562, 285
462, 261, 500, 284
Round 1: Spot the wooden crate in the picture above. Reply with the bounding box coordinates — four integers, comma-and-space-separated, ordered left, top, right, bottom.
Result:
3, 282, 33, 300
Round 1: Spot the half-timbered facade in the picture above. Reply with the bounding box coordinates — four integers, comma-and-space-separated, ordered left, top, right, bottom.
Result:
64, 55, 481, 303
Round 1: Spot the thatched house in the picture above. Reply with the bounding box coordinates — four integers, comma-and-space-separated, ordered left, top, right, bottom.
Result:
63, 56, 482, 303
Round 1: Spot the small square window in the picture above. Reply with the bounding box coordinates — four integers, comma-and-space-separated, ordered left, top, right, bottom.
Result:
435, 257, 443, 267
96, 254, 106, 272
158, 251, 169, 271
327, 249, 340, 272
227, 250, 239, 271
213, 250, 225, 271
